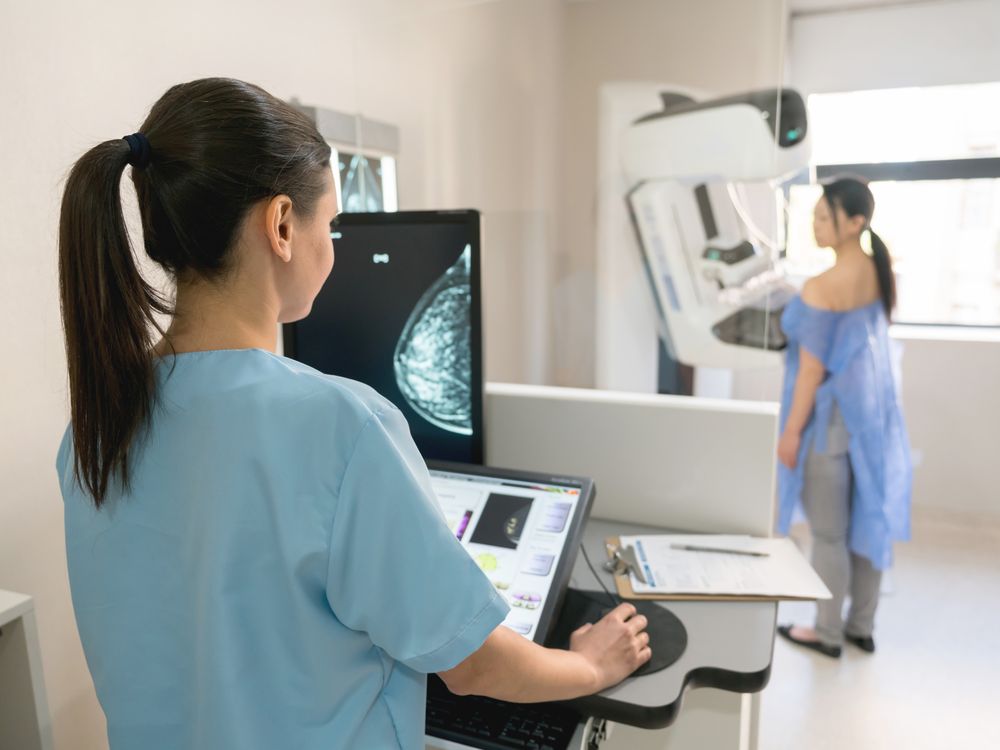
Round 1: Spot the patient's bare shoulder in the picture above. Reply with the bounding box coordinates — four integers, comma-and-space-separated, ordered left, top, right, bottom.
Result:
801, 273, 836, 309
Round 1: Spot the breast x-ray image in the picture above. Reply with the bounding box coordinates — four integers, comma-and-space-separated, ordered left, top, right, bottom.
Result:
394, 245, 473, 435
337, 151, 385, 213
284, 211, 483, 463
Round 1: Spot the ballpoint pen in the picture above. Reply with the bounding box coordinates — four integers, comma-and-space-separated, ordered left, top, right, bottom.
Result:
670, 543, 770, 558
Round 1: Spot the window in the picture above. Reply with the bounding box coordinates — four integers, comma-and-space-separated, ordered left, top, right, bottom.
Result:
785, 83, 1000, 326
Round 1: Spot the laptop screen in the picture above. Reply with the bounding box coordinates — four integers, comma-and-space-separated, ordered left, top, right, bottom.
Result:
428, 463, 594, 644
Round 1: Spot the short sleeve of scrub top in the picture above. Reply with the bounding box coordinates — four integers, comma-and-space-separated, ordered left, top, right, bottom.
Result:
327, 404, 509, 673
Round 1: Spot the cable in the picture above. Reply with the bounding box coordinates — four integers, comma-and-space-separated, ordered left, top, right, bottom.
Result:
579, 542, 620, 609
727, 182, 783, 253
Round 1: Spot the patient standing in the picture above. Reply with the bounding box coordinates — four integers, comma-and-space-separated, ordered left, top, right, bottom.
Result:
776, 177, 912, 658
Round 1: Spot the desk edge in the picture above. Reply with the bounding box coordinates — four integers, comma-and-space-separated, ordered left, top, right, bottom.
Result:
564, 660, 773, 730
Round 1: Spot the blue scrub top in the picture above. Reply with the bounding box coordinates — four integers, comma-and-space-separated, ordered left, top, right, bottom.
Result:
777, 297, 912, 570
57, 349, 509, 750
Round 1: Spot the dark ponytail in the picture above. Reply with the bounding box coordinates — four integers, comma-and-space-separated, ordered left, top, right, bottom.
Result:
59, 141, 171, 506
821, 176, 895, 319
867, 228, 896, 318
59, 78, 331, 507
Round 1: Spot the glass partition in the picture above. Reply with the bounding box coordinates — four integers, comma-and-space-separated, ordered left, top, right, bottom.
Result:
313, 0, 795, 398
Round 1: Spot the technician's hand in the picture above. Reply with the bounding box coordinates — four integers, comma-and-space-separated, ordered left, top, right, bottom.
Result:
569, 603, 651, 691
778, 429, 801, 469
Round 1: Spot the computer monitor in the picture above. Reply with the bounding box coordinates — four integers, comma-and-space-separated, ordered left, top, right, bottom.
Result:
283, 210, 484, 464
427, 462, 595, 644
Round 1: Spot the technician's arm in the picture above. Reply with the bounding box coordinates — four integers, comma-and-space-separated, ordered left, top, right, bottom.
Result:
777, 345, 826, 469
438, 603, 650, 702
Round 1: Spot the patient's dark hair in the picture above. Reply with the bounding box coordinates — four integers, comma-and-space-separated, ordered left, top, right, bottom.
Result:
59, 78, 331, 507
821, 176, 896, 318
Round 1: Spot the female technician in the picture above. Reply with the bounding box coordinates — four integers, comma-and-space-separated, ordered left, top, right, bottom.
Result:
775, 177, 912, 659
57, 78, 650, 749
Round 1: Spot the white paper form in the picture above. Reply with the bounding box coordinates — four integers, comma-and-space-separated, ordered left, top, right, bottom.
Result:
621, 534, 832, 600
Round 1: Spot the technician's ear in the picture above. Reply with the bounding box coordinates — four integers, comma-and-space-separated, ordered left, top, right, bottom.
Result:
264, 194, 295, 263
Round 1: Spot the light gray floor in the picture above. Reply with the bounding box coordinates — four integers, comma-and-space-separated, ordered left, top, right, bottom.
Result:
759, 508, 1000, 750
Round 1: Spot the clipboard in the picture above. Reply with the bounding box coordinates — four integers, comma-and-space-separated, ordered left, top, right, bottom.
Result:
605, 536, 827, 602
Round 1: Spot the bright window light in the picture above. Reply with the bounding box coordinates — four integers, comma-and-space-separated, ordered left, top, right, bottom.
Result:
808, 82, 1000, 164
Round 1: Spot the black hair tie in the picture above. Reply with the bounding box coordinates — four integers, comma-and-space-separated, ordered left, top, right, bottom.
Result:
122, 133, 151, 170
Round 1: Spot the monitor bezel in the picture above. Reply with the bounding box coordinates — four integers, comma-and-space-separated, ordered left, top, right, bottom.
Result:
427, 460, 596, 646
282, 209, 484, 465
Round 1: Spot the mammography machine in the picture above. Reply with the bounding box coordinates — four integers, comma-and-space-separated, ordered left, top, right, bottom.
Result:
617, 88, 811, 372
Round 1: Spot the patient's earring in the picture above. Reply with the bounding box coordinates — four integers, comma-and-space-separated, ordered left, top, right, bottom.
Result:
860, 228, 873, 255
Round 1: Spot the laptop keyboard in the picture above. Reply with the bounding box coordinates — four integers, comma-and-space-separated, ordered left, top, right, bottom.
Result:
426, 677, 580, 750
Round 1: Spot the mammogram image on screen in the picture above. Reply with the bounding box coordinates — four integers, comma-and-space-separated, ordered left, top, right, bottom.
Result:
469, 493, 534, 550
288, 214, 478, 463
393, 245, 472, 435
338, 152, 384, 213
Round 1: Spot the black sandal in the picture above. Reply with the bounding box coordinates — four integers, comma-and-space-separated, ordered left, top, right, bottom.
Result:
777, 624, 842, 658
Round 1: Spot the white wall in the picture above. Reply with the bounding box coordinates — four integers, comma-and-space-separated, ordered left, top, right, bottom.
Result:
359, 2, 567, 386
0, 2, 563, 748
555, 0, 788, 387
891, 329, 1000, 517
790, 0, 1000, 94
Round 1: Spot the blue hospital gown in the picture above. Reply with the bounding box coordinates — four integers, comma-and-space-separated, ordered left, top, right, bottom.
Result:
57, 349, 509, 750
777, 297, 912, 570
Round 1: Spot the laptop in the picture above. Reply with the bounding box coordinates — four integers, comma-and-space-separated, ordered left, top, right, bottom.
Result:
425, 462, 596, 750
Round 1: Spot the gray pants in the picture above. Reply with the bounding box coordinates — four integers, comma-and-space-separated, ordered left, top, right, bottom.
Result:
801, 405, 882, 646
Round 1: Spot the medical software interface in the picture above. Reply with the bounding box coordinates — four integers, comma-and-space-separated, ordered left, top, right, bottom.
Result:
429, 469, 582, 641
